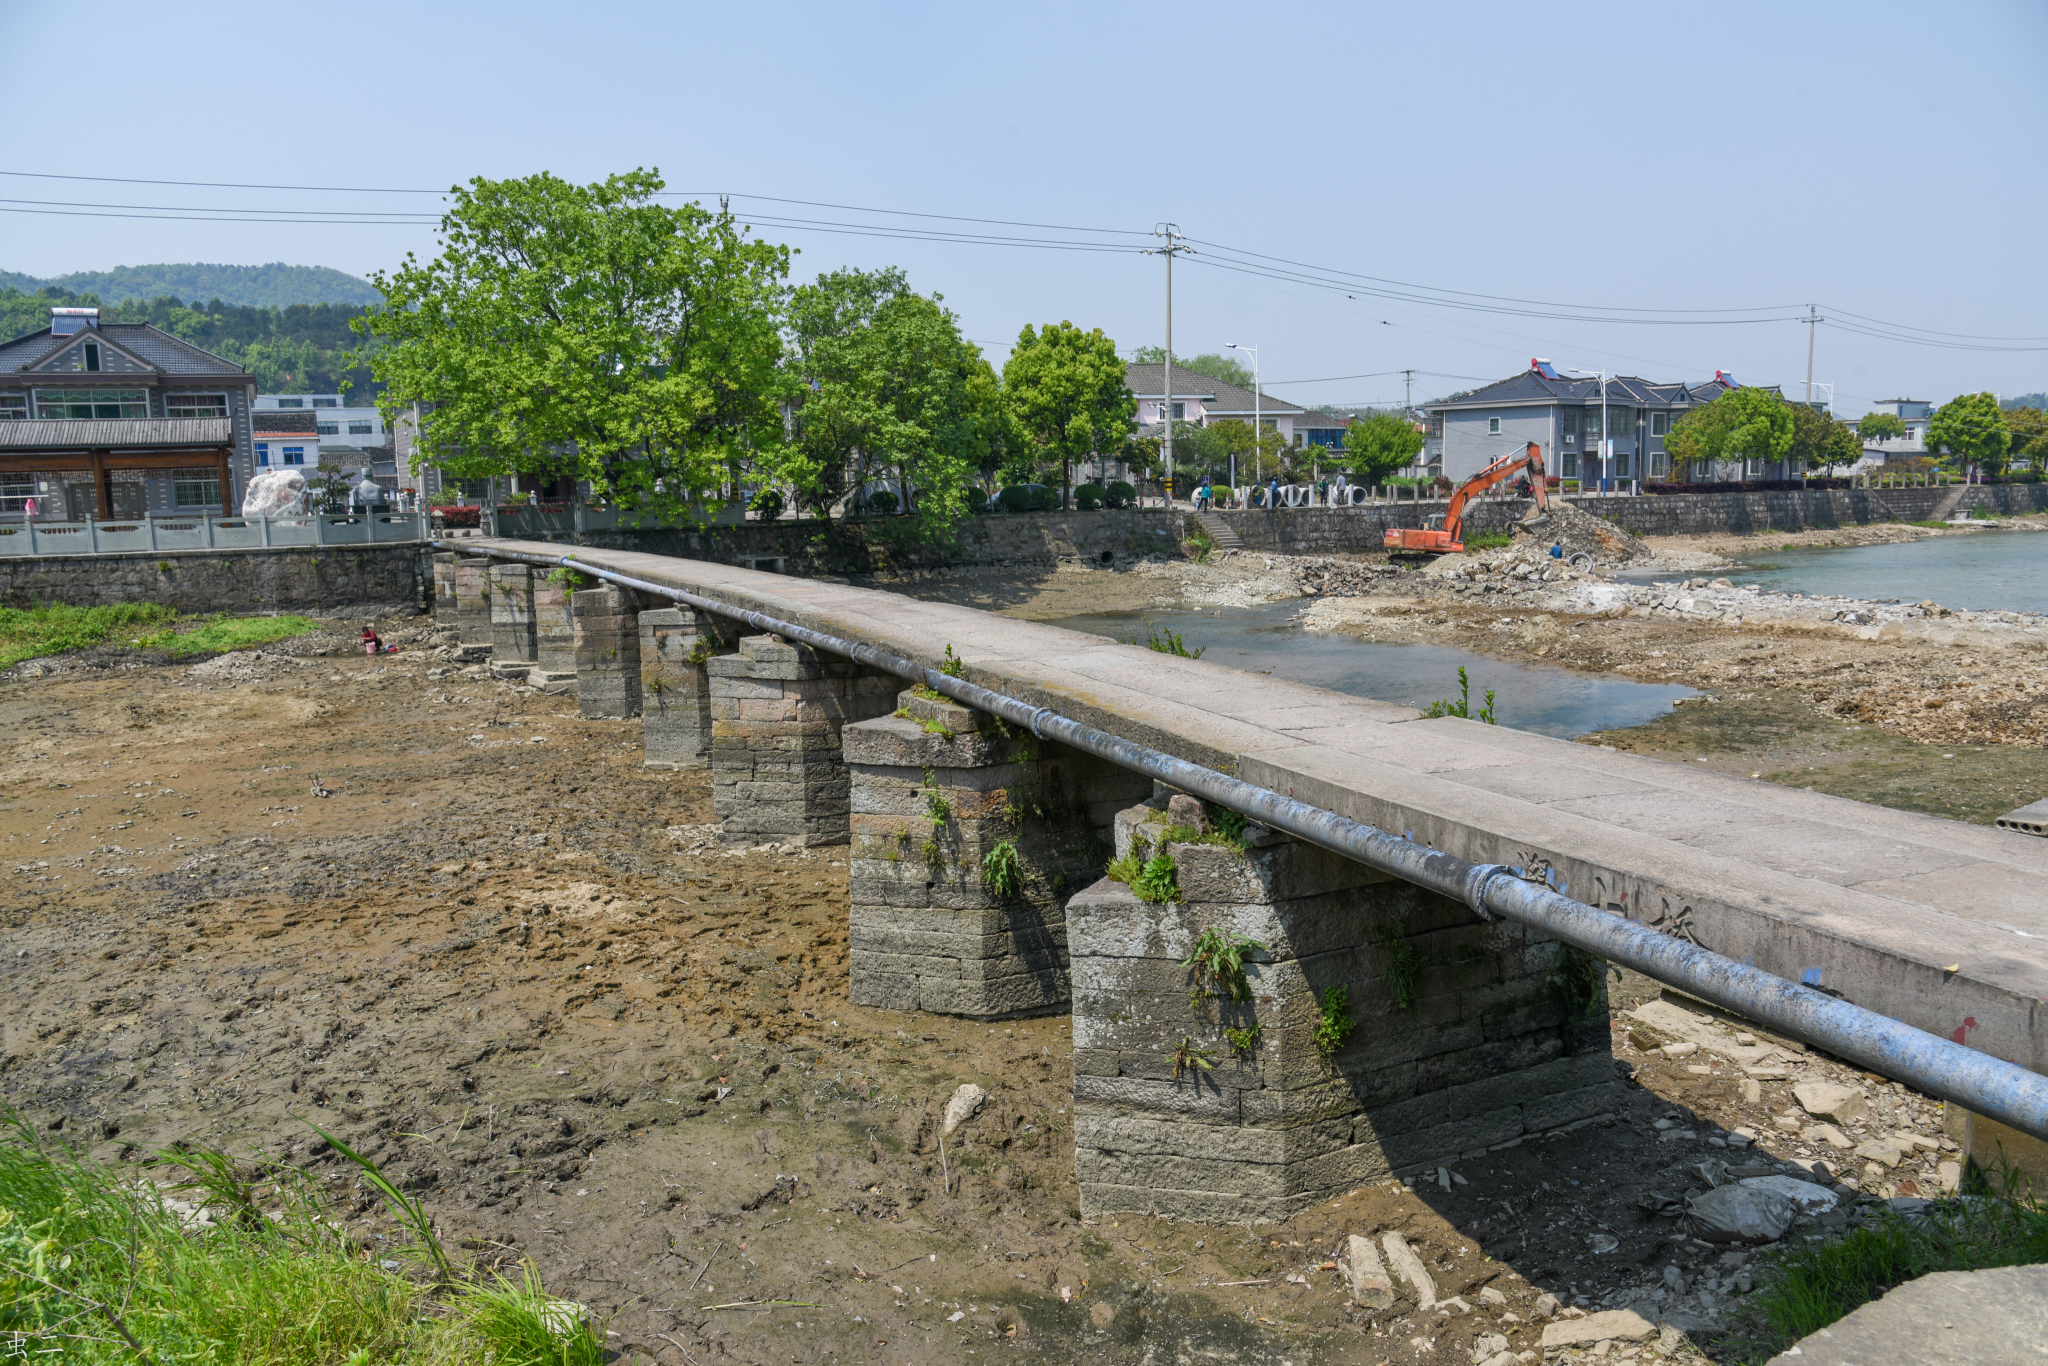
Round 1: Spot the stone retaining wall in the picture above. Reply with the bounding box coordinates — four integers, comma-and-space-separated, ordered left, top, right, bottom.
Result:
0, 543, 429, 615
1220, 483, 2048, 554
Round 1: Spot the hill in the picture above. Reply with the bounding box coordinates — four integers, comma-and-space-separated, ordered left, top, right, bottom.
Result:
0, 262, 380, 309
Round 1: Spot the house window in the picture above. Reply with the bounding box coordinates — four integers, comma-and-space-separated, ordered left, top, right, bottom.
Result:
1651, 412, 1667, 437
275, 398, 304, 408
166, 393, 228, 419
0, 395, 25, 420
312, 397, 338, 408
1562, 451, 1579, 478
348, 421, 373, 435
1487, 416, 1501, 435
1585, 410, 1603, 442
256, 443, 270, 467
1652, 451, 1671, 477
34, 388, 148, 419
282, 447, 307, 466
172, 469, 222, 507
317, 423, 339, 436
0, 479, 32, 512
83, 342, 101, 372
1561, 409, 1578, 442
1171, 402, 1185, 421
1609, 406, 1633, 436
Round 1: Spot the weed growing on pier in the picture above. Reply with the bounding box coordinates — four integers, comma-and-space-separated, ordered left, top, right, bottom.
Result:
921, 836, 946, 877
1131, 852, 1181, 904
1313, 985, 1355, 1058
1551, 945, 1619, 1021
1122, 621, 1206, 659
981, 839, 1022, 897
940, 643, 965, 679
1181, 927, 1266, 1004
1376, 922, 1423, 1011
1224, 1023, 1262, 1059
1422, 665, 1496, 724
545, 566, 592, 592
923, 790, 952, 823
1168, 1036, 1215, 1081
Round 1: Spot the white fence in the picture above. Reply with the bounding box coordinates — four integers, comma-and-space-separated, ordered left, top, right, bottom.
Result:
0, 511, 428, 557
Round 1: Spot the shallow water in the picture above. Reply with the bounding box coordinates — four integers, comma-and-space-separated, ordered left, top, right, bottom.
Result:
1052, 601, 1694, 739
1703, 530, 2045, 614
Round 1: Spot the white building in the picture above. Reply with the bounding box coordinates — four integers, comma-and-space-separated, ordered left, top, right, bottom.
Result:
256, 393, 386, 445
1851, 398, 1933, 461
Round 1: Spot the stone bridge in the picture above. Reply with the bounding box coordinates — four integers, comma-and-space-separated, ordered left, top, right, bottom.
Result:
438, 539, 2048, 1220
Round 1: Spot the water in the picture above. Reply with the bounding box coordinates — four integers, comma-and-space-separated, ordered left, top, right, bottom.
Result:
1677, 530, 2047, 615
1051, 601, 1694, 739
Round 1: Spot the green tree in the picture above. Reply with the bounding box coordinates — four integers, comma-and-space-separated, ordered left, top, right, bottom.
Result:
1665, 387, 1795, 478
1927, 392, 2011, 475
779, 268, 992, 529
1004, 321, 1135, 507
1786, 403, 1865, 473
349, 169, 792, 519
1856, 410, 1907, 444
2005, 404, 2048, 473
1127, 346, 1254, 389
1342, 411, 1426, 484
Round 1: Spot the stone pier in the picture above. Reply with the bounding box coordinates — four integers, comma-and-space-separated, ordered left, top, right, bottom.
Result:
708, 635, 897, 846
571, 585, 643, 719
449, 556, 494, 650
844, 688, 1149, 1018
639, 607, 737, 769
527, 571, 579, 694
487, 563, 537, 680
1068, 798, 1617, 1222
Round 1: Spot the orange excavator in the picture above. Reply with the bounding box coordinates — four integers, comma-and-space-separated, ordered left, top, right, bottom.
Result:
1383, 441, 1550, 555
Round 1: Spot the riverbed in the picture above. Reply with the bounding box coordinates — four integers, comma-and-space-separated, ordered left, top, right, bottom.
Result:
1714, 527, 2048, 614
1054, 601, 1694, 737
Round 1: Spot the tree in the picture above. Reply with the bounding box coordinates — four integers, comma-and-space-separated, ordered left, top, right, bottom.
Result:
1927, 392, 2011, 475
350, 169, 792, 519
1342, 412, 1426, 484
1004, 321, 1135, 507
1127, 346, 1255, 389
1786, 402, 1864, 473
1856, 411, 1907, 444
2005, 404, 2048, 473
1664, 387, 1794, 479
779, 268, 993, 529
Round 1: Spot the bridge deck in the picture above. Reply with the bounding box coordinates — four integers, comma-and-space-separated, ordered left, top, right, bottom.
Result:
475, 537, 2048, 1071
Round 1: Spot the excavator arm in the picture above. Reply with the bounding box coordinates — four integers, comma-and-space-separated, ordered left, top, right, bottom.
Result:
1384, 442, 1548, 555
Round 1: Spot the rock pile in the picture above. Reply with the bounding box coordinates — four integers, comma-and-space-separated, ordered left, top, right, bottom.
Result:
1516, 497, 1652, 565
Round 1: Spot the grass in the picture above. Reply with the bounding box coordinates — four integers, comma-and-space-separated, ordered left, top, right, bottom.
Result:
1312, 985, 1354, 1057
1126, 622, 1206, 659
1421, 665, 1497, 724
0, 602, 319, 670
1725, 1169, 2048, 1362
1461, 529, 1513, 550
0, 1109, 605, 1365
1181, 927, 1266, 1004
1105, 849, 1182, 903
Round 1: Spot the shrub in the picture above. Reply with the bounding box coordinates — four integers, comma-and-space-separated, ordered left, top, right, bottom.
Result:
749, 487, 784, 520
1644, 478, 1853, 494
996, 484, 1059, 514
966, 488, 989, 515
864, 490, 899, 516
1105, 480, 1137, 509
431, 504, 481, 528
1074, 482, 1105, 511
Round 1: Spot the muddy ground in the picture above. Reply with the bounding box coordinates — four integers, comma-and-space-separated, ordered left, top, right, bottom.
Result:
0, 622, 1980, 1365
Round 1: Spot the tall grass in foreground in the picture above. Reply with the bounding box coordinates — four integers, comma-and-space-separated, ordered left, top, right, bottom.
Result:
1724, 1164, 2048, 1363
0, 1112, 604, 1364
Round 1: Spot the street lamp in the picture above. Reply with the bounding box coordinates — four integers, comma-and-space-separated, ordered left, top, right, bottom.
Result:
1225, 342, 1258, 503
1562, 366, 1612, 493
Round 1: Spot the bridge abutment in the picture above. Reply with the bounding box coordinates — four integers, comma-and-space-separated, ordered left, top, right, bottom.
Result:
487, 563, 537, 680
708, 635, 896, 846
1069, 801, 1618, 1222
843, 690, 1145, 1019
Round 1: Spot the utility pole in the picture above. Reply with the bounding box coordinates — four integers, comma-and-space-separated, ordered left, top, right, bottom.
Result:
1402, 369, 1416, 415
1147, 225, 1191, 507
1802, 304, 1824, 407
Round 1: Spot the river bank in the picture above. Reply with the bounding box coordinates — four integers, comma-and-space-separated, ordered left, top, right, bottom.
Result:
870, 514, 2048, 824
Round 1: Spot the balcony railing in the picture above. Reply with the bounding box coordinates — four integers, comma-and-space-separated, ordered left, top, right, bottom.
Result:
0, 511, 428, 557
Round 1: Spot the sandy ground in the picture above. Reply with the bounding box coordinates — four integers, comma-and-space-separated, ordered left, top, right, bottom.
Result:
0, 614, 1992, 1365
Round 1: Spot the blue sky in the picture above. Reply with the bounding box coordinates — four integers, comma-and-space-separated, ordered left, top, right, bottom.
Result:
4, 0, 2044, 415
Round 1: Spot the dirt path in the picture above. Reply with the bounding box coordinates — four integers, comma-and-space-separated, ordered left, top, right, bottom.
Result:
0, 626, 1982, 1364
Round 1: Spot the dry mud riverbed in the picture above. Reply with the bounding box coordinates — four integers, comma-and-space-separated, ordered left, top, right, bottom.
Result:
0, 626, 1988, 1364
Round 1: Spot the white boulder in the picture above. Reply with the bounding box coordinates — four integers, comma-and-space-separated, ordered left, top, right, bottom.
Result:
242, 469, 307, 518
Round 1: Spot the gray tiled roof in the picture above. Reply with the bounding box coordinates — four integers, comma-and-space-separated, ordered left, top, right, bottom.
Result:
0, 322, 247, 377
1426, 366, 1780, 411
0, 418, 233, 448
1124, 363, 1305, 416
254, 411, 319, 434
